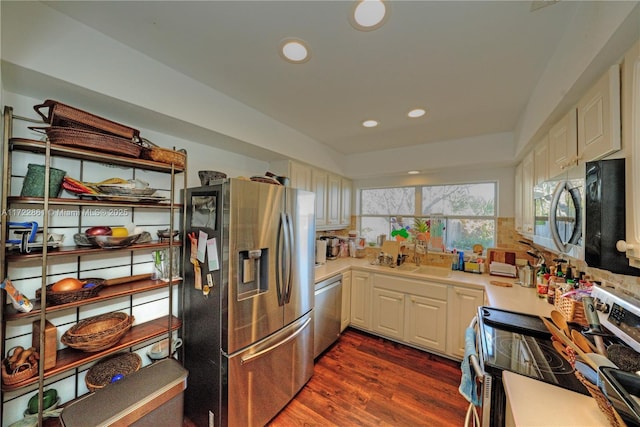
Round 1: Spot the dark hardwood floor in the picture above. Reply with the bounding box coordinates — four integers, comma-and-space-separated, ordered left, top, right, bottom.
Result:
267, 328, 468, 426
184, 328, 468, 427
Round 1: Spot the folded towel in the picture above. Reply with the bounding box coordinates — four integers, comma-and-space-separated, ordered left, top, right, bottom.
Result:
459, 327, 481, 407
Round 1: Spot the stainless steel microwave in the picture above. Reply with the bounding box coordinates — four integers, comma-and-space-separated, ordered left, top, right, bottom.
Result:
533, 177, 584, 260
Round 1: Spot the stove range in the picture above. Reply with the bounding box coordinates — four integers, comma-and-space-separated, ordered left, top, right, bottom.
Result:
475, 306, 588, 427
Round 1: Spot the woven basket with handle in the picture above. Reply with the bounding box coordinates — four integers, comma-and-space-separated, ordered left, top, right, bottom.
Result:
34, 99, 140, 140
554, 289, 588, 326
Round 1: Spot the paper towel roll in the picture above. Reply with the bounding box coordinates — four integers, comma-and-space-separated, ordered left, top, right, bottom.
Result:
315, 240, 327, 264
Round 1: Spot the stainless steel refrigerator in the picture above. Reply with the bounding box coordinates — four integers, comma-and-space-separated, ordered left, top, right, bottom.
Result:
181, 178, 315, 427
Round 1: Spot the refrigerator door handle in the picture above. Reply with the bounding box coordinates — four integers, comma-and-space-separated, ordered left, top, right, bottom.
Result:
276, 212, 286, 306
283, 212, 293, 304
239, 316, 311, 365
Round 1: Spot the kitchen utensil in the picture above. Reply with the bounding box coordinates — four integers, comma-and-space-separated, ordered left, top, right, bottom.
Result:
550, 310, 570, 336
571, 329, 596, 353
574, 360, 599, 385
582, 296, 609, 355
553, 340, 572, 362
540, 315, 598, 371
103, 274, 153, 286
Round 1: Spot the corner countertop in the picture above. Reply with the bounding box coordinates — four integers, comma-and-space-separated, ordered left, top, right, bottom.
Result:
314, 257, 554, 317
315, 258, 607, 427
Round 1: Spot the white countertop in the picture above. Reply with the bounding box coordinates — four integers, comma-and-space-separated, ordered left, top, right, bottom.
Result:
315, 258, 555, 317
316, 258, 608, 427
503, 371, 609, 427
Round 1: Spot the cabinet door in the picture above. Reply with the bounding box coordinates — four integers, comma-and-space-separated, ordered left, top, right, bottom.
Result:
548, 109, 578, 179
533, 135, 549, 186
620, 44, 640, 268
405, 294, 447, 353
327, 174, 341, 226
521, 151, 534, 235
372, 287, 405, 340
446, 286, 484, 358
514, 162, 523, 233
577, 64, 621, 163
290, 161, 312, 191
350, 271, 371, 330
312, 169, 328, 227
340, 177, 352, 227
341, 271, 352, 332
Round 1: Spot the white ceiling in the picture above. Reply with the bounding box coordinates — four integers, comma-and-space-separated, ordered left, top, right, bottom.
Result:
42, 0, 580, 157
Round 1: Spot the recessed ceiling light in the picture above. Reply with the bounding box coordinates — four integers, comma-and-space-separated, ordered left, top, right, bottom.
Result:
350, 0, 388, 32
362, 119, 379, 128
408, 170, 420, 175
279, 38, 311, 63
407, 108, 426, 118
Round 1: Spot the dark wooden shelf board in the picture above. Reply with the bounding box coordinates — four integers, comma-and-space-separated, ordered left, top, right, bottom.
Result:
1, 315, 182, 391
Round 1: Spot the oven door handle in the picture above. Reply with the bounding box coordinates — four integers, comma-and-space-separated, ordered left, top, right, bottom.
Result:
468, 316, 484, 381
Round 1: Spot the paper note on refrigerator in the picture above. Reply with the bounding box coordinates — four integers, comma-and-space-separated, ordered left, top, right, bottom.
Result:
207, 238, 219, 271
197, 230, 207, 263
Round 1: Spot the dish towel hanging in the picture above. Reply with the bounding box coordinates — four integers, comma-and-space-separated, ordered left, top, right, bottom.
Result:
459, 326, 481, 407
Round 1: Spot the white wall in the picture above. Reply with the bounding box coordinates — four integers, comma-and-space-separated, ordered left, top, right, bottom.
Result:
0, 1, 345, 175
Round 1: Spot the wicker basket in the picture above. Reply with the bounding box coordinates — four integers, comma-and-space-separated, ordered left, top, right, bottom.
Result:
85, 352, 142, 392
61, 312, 134, 352
1, 359, 38, 386
140, 146, 186, 167
35, 126, 142, 158
36, 279, 104, 306
554, 288, 588, 326
575, 370, 627, 427
34, 99, 140, 140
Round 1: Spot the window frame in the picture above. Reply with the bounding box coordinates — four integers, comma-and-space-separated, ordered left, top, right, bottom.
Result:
358, 182, 498, 251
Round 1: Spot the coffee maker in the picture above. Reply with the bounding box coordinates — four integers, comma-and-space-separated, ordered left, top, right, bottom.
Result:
320, 237, 341, 260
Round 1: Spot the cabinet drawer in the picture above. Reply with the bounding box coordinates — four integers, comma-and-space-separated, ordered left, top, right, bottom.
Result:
373, 274, 447, 300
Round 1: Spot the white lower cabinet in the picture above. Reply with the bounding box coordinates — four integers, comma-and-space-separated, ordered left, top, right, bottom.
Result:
350, 271, 372, 329
347, 269, 484, 359
372, 287, 405, 340
405, 294, 447, 353
341, 271, 352, 332
446, 286, 485, 358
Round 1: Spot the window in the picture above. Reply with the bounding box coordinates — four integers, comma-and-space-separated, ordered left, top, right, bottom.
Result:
359, 183, 496, 252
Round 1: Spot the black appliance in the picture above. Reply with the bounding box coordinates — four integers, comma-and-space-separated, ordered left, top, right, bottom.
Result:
475, 307, 588, 427
585, 158, 640, 276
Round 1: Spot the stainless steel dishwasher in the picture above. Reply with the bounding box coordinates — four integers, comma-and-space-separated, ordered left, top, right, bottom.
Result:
314, 274, 342, 358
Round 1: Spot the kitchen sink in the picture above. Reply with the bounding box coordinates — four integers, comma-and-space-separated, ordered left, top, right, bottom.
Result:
393, 264, 451, 278
395, 263, 419, 272
412, 266, 451, 278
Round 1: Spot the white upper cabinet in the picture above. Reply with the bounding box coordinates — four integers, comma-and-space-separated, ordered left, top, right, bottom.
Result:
340, 177, 352, 228
534, 134, 549, 185
289, 161, 312, 191
514, 162, 523, 233
548, 109, 578, 179
521, 151, 535, 236
618, 42, 640, 269
577, 64, 621, 163
327, 173, 341, 226
312, 169, 328, 227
